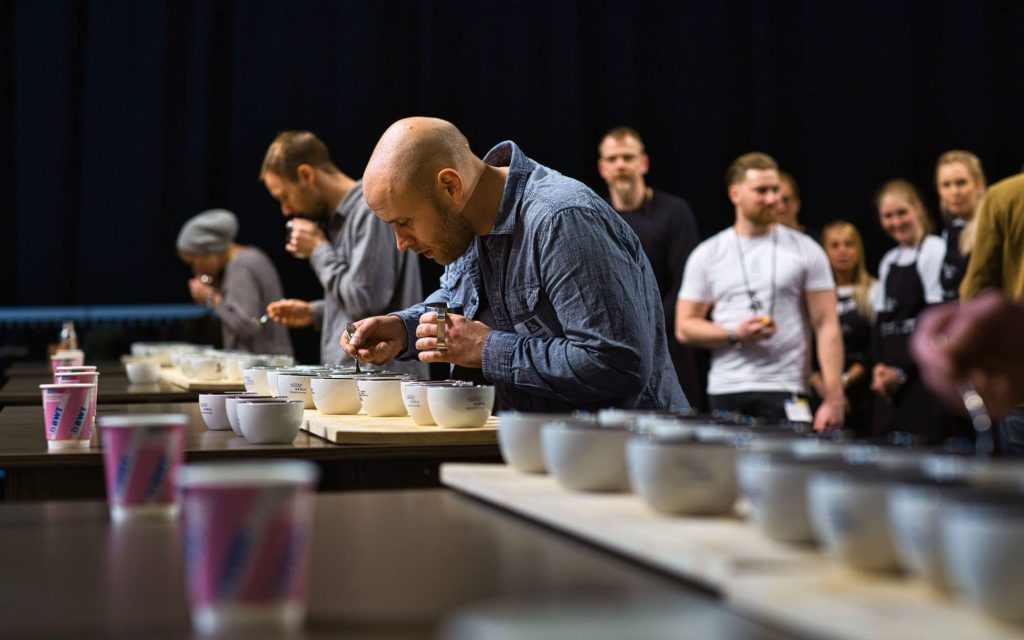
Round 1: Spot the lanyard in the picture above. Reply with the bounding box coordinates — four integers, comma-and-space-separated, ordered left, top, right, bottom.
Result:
733, 226, 777, 317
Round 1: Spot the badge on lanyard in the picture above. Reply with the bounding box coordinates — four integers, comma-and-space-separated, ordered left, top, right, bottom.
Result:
784, 395, 814, 423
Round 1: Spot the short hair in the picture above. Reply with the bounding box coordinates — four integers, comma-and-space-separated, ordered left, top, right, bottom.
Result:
779, 171, 800, 199
599, 126, 645, 154
875, 179, 933, 235
935, 150, 986, 189
725, 152, 778, 187
260, 131, 340, 181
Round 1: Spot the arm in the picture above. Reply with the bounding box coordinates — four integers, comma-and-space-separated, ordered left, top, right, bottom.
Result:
478, 209, 657, 403
676, 299, 775, 348
309, 208, 406, 319
806, 288, 846, 429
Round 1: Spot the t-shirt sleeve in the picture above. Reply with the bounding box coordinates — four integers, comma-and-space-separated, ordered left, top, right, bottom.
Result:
677, 240, 712, 302
803, 237, 836, 291
918, 235, 946, 304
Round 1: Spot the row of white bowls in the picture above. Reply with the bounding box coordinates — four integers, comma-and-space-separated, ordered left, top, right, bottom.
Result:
496, 410, 1024, 622
242, 367, 495, 429
129, 341, 295, 380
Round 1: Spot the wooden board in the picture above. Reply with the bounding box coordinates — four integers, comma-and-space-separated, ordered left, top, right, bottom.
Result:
441, 463, 1024, 640
158, 367, 245, 392
303, 413, 497, 445
440, 463, 821, 591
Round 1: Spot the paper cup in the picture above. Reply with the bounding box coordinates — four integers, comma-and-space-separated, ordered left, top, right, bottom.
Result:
54, 371, 100, 429
178, 460, 319, 636
39, 383, 95, 449
50, 350, 85, 374
98, 414, 188, 522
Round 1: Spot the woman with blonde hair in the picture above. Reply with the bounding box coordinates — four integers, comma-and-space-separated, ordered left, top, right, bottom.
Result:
812, 220, 878, 436
870, 180, 956, 443
935, 150, 986, 301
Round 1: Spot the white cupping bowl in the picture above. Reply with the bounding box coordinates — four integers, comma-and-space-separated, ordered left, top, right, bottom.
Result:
125, 360, 161, 385
276, 373, 317, 409
401, 381, 467, 426
941, 491, 1024, 621
887, 479, 969, 589
357, 378, 408, 417
808, 469, 915, 572
197, 392, 250, 431
427, 385, 495, 428
311, 377, 362, 415
497, 412, 579, 474
541, 420, 631, 492
224, 395, 275, 436
236, 399, 304, 444
241, 366, 272, 396
627, 436, 737, 515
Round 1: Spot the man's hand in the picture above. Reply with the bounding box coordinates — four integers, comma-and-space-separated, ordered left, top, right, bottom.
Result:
735, 315, 776, 343
912, 291, 1024, 418
266, 299, 315, 328
286, 218, 326, 259
415, 311, 491, 368
814, 396, 847, 431
342, 315, 407, 365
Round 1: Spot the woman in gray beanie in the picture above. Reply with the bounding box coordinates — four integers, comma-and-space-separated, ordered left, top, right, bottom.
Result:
177, 209, 293, 355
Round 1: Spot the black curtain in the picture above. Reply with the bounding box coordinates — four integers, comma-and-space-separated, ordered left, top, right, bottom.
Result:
4, 0, 1024, 308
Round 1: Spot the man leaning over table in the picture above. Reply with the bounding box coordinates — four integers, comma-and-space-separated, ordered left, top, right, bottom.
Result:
675, 152, 845, 430
341, 117, 687, 413
260, 130, 426, 376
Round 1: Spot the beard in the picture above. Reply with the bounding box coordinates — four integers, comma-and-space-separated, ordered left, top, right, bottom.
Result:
743, 206, 777, 226
430, 204, 477, 265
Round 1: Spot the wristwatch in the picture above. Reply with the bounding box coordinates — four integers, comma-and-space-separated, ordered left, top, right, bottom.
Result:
727, 329, 742, 350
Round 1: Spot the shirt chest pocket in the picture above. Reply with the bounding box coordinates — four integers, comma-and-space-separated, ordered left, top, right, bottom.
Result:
506, 283, 558, 338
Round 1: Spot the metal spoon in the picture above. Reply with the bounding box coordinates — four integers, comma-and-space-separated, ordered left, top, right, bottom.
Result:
346, 323, 361, 374
957, 380, 994, 457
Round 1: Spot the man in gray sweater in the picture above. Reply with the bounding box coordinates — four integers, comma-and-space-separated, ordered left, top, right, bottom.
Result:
261, 131, 426, 375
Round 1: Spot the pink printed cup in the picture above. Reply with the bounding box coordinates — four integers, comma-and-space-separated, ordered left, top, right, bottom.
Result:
39, 383, 95, 449
98, 414, 188, 522
178, 460, 319, 636
54, 365, 97, 379
50, 350, 85, 374
54, 371, 100, 430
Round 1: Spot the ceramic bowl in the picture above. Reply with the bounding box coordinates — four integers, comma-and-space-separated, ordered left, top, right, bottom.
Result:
241, 366, 275, 396
941, 490, 1024, 621
497, 412, 581, 474
224, 395, 276, 435
736, 451, 848, 544
627, 436, 737, 515
400, 380, 468, 426
357, 377, 409, 417
808, 468, 919, 572
311, 376, 362, 415
236, 399, 304, 444
541, 420, 631, 492
125, 360, 161, 385
427, 385, 495, 428
887, 478, 969, 589
198, 392, 253, 431
276, 373, 318, 409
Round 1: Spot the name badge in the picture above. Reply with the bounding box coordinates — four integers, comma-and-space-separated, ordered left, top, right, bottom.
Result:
784, 397, 814, 423
513, 315, 554, 338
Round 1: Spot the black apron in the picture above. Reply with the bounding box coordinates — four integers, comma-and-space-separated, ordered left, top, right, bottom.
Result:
837, 288, 873, 437
872, 252, 973, 444
872, 254, 935, 440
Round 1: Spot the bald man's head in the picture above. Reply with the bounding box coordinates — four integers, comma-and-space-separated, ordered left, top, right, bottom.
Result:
364, 117, 476, 209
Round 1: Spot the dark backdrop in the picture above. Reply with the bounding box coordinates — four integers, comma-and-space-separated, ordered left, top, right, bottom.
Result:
4, 0, 1024, 311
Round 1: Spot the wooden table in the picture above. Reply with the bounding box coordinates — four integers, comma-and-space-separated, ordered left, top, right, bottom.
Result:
0, 373, 200, 406
0, 490, 787, 639
0, 402, 499, 501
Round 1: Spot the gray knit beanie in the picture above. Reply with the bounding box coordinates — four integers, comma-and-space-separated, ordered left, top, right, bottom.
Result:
176, 209, 239, 254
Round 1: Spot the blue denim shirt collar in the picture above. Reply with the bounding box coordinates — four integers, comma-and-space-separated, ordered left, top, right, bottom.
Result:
481, 141, 532, 237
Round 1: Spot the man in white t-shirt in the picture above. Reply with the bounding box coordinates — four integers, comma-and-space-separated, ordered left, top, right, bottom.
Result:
675, 152, 846, 429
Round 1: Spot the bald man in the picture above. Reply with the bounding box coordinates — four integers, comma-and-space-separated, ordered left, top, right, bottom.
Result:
342, 117, 687, 413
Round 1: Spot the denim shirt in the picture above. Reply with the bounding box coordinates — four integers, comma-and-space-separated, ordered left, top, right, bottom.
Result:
393, 141, 687, 413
